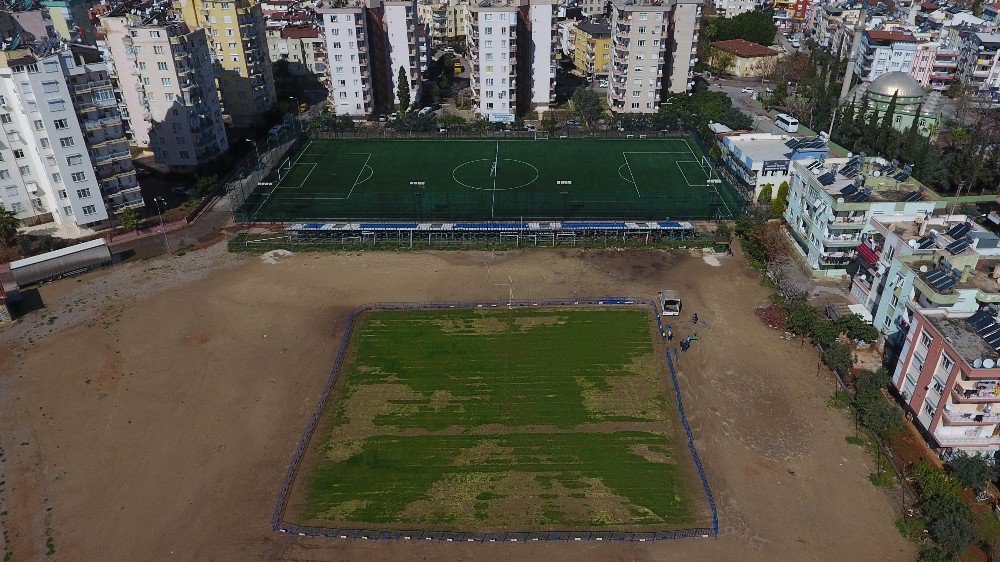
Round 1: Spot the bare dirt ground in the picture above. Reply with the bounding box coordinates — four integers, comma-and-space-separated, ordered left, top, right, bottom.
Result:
0, 243, 915, 561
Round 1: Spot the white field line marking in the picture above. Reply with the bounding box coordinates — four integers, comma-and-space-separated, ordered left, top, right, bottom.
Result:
622, 152, 640, 197
675, 160, 708, 187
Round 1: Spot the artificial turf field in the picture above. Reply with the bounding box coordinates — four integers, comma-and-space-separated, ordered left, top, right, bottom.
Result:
287, 307, 703, 532
241, 137, 742, 222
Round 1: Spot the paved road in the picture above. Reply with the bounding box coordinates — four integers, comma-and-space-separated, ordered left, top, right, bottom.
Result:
708, 78, 785, 134
111, 195, 234, 260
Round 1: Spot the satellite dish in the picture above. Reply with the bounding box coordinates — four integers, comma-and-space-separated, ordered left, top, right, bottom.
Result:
919, 265, 929, 272
945, 403, 954, 411
986, 359, 996, 369
837, 197, 845, 203
974, 358, 984, 368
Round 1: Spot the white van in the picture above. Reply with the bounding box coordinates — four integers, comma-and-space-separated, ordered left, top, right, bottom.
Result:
775, 113, 799, 133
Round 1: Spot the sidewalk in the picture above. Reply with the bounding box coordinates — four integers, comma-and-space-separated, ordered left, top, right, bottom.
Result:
107, 219, 188, 246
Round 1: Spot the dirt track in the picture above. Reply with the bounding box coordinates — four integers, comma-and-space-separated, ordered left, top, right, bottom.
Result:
0, 243, 914, 560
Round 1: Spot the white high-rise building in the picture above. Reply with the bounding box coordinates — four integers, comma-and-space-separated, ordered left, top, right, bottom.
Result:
607, 0, 700, 114
317, 0, 423, 117
466, 0, 556, 121
0, 48, 112, 229
100, 12, 229, 170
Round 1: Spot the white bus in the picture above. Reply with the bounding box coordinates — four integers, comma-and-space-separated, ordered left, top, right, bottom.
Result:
775, 113, 799, 133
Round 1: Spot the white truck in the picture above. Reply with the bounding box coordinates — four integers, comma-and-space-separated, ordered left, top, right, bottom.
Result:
659, 290, 682, 316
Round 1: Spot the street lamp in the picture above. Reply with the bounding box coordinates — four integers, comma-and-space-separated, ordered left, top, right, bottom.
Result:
288, 96, 304, 133
153, 196, 169, 254
244, 137, 259, 159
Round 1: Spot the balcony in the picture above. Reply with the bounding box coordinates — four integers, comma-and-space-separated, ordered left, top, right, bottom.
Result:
825, 233, 862, 247
92, 151, 131, 165
952, 381, 1000, 403
944, 409, 1000, 426
72, 79, 111, 94
933, 428, 1000, 447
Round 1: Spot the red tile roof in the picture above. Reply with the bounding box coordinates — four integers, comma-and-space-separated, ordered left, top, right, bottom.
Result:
865, 29, 918, 43
710, 39, 780, 58
281, 25, 319, 39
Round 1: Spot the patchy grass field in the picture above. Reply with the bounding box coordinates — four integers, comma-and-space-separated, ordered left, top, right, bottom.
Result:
288, 307, 699, 531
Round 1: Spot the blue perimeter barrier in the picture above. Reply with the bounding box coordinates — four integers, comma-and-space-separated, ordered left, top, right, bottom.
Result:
271, 297, 719, 542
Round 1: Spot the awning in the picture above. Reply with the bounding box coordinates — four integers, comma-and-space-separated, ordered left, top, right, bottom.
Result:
856, 243, 879, 266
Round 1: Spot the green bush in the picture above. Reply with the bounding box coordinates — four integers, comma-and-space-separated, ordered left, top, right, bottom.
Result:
949, 452, 995, 493
757, 184, 773, 205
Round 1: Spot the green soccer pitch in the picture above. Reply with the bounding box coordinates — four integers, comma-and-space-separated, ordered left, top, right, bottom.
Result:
286, 307, 705, 532
237, 137, 744, 222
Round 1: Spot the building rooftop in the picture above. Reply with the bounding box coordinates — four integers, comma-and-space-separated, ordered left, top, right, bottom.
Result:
924, 313, 1000, 365
710, 39, 780, 58
725, 134, 800, 162
281, 24, 319, 38
795, 156, 938, 203
577, 20, 611, 36
866, 29, 918, 42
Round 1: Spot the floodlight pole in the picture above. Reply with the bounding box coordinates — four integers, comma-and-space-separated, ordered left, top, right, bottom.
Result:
153, 196, 169, 254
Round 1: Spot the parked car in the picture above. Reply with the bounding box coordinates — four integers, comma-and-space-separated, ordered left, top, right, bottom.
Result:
598, 80, 609, 88
567, 119, 581, 126
171, 186, 193, 197
389, 112, 399, 121
741, 87, 755, 93
377, 114, 387, 122
525, 124, 537, 131
418, 106, 435, 116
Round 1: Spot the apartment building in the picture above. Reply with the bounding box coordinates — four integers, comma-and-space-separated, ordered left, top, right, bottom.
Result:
772, 0, 811, 31
317, 0, 423, 116
0, 49, 110, 229
418, 0, 468, 40
265, 23, 329, 81
719, 133, 828, 201
177, 0, 278, 128
576, 0, 609, 17
60, 45, 144, 213
101, 13, 229, 169
851, 216, 1000, 346
712, 0, 757, 18
572, 20, 611, 79
466, 0, 557, 121
855, 29, 918, 82
894, 306, 1000, 454
784, 155, 939, 276
607, 0, 699, 114
959, 32, 1000, 95
910, 41, 960, 91
40, 0, 98, 44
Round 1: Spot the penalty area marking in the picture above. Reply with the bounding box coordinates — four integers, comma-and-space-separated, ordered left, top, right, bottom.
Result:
675, 160, 708, 188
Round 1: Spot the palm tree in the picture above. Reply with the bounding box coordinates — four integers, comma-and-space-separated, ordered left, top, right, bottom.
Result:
0, 207, 19, 248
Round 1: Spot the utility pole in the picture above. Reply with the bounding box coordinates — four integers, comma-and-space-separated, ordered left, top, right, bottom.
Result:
948, 181, 966, 217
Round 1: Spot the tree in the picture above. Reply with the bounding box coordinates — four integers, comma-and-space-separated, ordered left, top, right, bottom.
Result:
771, 181, 789, 219
927, 503, 975, 559
836, 313, 880, 343
396, 66, 410, 113
117, 207, 141, 233
708, 11, 777, 45
769, 82, 787, 107
785, 302, 819, 337
862, 399, 902, 439
194, 174, 218, 197
0, 207, 18, 247
949, 453, 995, 493
821, 341, 854, 376
571, 86, 603, 125
541, 115, 557, 132
757, 184, 773, 205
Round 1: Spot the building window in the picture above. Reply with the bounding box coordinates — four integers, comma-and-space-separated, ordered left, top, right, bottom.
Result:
57, 189, 66, 198
54, 119, 68, 130
179, 150, 190, 159
53, 174, 62, 183
149, 30, 161, 38
883, 316, 891, 329
10, 202, 23, 212
18, 165, 30, 176
920, 330, 933, 349
161, 78, 172, 86
940, 353, 955, 373
3, 185, 15, 196
12, 149, 24, 159
71, 172, 86, 183
0, 170, 8, 180
153, 46, 164, 55
157, 62, 169, 71
41, 81, 59, 94
329, 15, 338, 22
33, 120, 43, 130
48, 100, 65, 112
639, 12, 648, 20
63, 205, 73, 216
67, 154, 83, 166
0, 114, 10, 124
82, 205, 96, 216
59, 137, 75, 148
76, 187, 91, 197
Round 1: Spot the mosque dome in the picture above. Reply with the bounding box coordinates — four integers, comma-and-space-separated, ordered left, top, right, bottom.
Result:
868, 71, 925, 100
